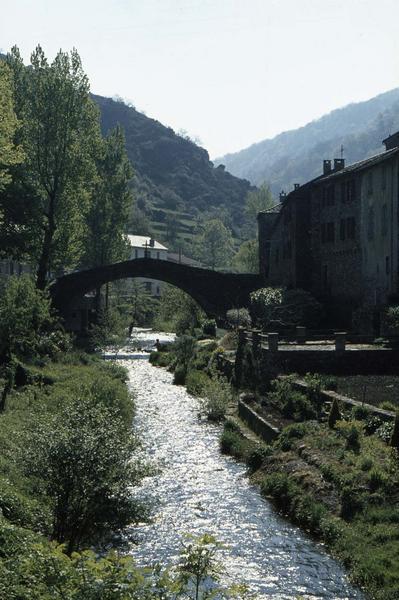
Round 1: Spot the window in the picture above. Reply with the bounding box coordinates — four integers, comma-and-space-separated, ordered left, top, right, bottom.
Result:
381, 204, 388, 236
367, 206, 375, 240
386, 256, 390, 275
134, 249, 138, 259
340, 219, 346, 241
156, 251, 160, 259
321, 222, 335, 243
275, 248, 279, 264
9, 262, 14, 275
346, 217, 356, 239
347, 179, 356, 202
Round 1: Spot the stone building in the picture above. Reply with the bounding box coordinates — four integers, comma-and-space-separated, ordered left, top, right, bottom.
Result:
258, 132, 399, 323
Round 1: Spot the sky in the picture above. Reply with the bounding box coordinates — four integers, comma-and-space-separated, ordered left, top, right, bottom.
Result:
1, 0, 399, 158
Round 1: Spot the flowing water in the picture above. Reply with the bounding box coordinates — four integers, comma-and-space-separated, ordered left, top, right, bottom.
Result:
121, 333, 364, 599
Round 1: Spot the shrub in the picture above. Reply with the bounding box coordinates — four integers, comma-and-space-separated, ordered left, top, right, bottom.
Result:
198, 372, 231, 421
261, 473, 298, 511
185, 370, 210, 396
364, 415, 382, 435
390, 413, 399, 448
277, 423, 308, 451
340, 486, 364, 520
328, 398, 341, 429
336, 421, 362, 450
352, 405, 370, 420
22, 394, 145, 554
246, 444, 272, 472
219, 426, 252, 459
225, 307, 251, 329
281, 391, 316, 421
173, 335, 196, 371
202, 319, 216, 337
376, 421, 394, 444
360, 456, 374, 471
368, 468, 388, 492
173, 365, 186, 385
380, 401, 397, 412
250, 287, 322, 329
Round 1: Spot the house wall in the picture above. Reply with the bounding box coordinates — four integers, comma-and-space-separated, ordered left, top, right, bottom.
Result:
360, 157, 399, 305
129, 245, 167, 297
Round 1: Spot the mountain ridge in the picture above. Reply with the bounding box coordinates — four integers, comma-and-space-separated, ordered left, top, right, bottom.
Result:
215, 87, 399, 193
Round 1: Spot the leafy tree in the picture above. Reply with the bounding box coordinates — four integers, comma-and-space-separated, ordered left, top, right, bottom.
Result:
83, 125, 133, 268
250, 287, 322, 329
5, 45, 101, 288
194, 218, 234, 270
154, 285, 204, 334
24, 393, 144, 555
0, 61, 22, 192
233, 239, 258, 273
0, 275, 57, 361
244, 184, 274, 235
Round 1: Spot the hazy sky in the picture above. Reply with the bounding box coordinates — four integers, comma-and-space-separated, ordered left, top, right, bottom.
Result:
1, 0, 399, 157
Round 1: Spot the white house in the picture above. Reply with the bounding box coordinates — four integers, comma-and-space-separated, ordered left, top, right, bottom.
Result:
127, 235, 168, 297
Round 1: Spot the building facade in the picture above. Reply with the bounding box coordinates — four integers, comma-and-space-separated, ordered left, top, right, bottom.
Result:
127, 235, 168, 297
258, 133, 399, 322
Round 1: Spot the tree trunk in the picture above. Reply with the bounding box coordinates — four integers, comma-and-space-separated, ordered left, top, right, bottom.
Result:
36, 198, 56, 290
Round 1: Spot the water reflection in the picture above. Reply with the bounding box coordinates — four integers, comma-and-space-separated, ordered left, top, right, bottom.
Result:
122, 352, 363, 599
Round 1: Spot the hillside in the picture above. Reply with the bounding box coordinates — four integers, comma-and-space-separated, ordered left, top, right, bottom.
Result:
93, 95, 253, 248
215, 88, 399, 194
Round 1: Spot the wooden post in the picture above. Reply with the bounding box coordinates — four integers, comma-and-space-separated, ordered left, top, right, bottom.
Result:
296, 326, 306, 345
335, 332, 347, 353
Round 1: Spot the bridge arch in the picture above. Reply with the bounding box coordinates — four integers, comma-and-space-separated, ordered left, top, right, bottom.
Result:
50, 258, 263, 322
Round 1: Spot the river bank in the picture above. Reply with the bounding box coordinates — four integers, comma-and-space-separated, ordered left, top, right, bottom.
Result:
151, 334, 399, 599
125, 355, 363, 599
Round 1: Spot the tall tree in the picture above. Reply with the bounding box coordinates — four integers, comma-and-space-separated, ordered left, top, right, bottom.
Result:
0, 61, 22, 192
194, 218, 234, 270
5, 45, 101, 288
233, 239, 258, 273
83, 125, 133, 268
244, 183, 274, 236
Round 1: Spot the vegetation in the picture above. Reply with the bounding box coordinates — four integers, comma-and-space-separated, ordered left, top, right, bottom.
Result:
154, 285, 205, 335
216, 86, 399, 193
250, 287, 322, 329
193, 218, 234, 270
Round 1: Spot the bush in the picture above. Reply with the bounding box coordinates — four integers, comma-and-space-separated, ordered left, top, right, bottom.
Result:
173, 365, 186, 385
249, 287, 322, 329
22, 393, 145, 554
340, 486, 364, 520
225, 308, 251, 329
202, 319, 216, 337
352, 405, 370, 420
390, 413, 399, 448
328, 398, 341, 429
277, 423, 309, 451
0, 275, 61, 360
379, 401, 397, 412
360, 456, 374, 472
185, 370, 211, 396
198, 372, 232, 421
337, 422, 361, 451
246, 444, 272, 472
368, 468, 388, 492
219, 426, 253, 460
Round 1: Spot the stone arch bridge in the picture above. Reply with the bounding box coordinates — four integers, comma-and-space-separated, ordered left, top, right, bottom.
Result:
50, 258, 264, 323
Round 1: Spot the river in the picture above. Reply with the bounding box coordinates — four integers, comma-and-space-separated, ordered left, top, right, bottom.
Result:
121, 334, 364, 599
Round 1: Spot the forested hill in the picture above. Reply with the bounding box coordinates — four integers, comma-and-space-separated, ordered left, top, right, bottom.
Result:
215, 87, 399, 194
93, 94, 253, 242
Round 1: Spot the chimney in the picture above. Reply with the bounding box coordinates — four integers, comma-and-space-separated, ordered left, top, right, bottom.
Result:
334, 158, 345, 171
149, 237, 155, 247
383, 131, 399, 151
279, 190, 287, 202
323, 160, 332, 175
294, 183, 300, 190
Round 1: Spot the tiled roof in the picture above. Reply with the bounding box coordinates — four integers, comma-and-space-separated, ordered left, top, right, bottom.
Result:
126, 235, 168, 251
318, 147, 399, 183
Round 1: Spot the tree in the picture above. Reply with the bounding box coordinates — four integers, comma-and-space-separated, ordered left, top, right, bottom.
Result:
0, 61, 22, 192
328, 397, 341, 429
154, 285, 204, 334
24, 393, 144, 555
0, 275, 56, 361
194, 218, 234, 270
83, 125, 133, 268
233, 239, 258, 273
244, 183, 274, 227
5, 45, 101, 288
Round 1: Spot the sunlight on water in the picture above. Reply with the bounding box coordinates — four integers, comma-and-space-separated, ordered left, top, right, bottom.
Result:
121, 352, 364, 599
